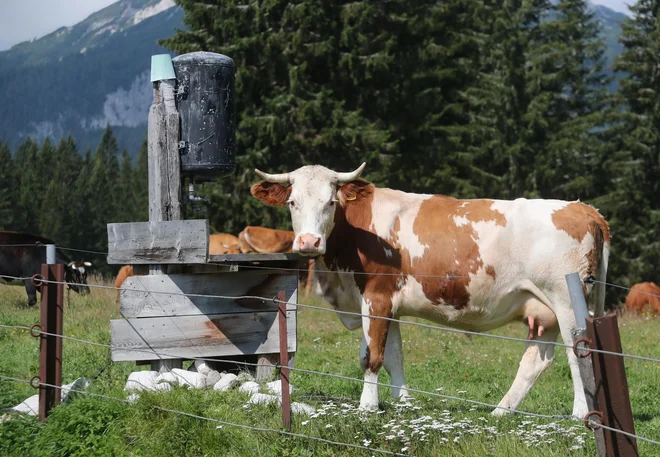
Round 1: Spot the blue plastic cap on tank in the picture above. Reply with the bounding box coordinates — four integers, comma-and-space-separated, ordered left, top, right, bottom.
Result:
150, 54, 176, 82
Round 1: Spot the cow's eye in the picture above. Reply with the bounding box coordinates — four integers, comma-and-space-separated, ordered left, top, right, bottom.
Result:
288, 200, 295, 208
329, 201, 335, 207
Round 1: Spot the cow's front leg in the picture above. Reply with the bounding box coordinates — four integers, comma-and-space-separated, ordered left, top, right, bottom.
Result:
24, 280, 37, 307
358, 296, 391, 410
383, 322, 411, 402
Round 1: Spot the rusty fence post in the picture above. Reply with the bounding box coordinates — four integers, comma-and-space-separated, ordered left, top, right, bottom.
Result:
37, 245, 64, 421
586, 313, 639, 457
278, 290, 291, 430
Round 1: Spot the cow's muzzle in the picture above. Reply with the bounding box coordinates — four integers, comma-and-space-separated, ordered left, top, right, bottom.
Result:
294, 234, 325, 256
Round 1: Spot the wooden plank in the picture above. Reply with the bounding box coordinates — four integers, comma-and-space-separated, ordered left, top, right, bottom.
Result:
208, 253, 304, 263
110, 311, 297, 361
119, 271, 298, 317
107, 220, 209, 264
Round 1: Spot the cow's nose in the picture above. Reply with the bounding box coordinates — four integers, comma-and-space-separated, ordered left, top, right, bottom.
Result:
297, 234, 322, 253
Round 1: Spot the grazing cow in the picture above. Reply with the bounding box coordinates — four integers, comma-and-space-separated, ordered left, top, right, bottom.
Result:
0, 231, 92, 306
238, 225, 316, 295
251, 163, 610, 418
209, 233, 241, 254
625, 282, 660, 315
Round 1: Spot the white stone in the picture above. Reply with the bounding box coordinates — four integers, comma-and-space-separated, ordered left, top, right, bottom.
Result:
194, 360, 212, 376
266, 380, 295, 396
62, 377, 90, 402
213, 373, 238, 392
291, 402, 315, 415
238, 381, 260, 395
166, 368, 207, 389
125, 371, 171, 392
205, 369, 222, 388
11, 395, 39, 415
249, 393, 280, 406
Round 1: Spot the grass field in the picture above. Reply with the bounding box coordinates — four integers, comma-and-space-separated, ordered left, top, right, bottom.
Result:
0, 278, 659, 457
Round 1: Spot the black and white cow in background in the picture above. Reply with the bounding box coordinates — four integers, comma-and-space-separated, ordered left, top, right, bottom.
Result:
0, 231, 92, 306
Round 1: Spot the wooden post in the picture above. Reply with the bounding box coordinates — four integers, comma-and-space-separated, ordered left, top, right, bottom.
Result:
148, 55, 182, 373
38, 245, 64, 421
586, 314, 639, 457
566, 272, 607, 456
278, 290, 291, 430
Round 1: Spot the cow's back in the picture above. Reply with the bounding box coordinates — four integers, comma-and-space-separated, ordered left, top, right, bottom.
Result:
238, 226, 295, 253
625, 282, 660, 314
209, 233, 241, 255
0, 231, 53, 278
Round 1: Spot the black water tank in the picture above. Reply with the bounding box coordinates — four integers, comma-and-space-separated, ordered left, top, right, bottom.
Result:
173, 52, 236, 181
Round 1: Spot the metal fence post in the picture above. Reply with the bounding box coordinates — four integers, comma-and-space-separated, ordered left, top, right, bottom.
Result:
38, 244, 64, 421
278, 290, 291, 430
566, 272, 607, 456
586, 314, 639, 456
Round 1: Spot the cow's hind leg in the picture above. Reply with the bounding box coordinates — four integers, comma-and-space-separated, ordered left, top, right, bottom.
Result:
493, 325, 559, 416
382, 321, 411, 402
359, 296, 391, 410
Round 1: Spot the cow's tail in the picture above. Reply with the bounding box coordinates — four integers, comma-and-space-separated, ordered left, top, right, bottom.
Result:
588, 222, 610, 318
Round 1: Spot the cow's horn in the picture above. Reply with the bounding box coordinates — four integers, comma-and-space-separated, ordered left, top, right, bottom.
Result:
254, 169, 290, 184
336, 162, 366, 184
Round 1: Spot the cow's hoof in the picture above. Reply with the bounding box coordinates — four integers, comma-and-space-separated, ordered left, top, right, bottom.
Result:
358, 400, 379, 411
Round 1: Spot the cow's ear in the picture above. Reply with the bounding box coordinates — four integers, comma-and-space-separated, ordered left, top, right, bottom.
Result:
84, 262, 92, 267
251, 181, 292, 207
338, 179, 373, 206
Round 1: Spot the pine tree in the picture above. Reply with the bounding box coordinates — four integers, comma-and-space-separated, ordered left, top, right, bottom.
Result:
132, 138, 149, 222
14, 138, 41, 234
602, 0, 660, 298
117, 149, 134, 222
534, 0, 612, 200
38, 136, 82, 246
0, 140, 16, 230
88, 126, 120, 252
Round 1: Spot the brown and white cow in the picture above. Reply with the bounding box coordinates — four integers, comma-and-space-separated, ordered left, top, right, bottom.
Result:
625, 282, 660, 315
251, 163, 610, 418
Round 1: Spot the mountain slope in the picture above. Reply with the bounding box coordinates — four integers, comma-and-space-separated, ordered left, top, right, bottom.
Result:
0, 0, 184, 154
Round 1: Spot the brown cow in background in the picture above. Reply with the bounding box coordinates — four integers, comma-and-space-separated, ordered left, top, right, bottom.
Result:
625, 282, 660, 315
238, 226, 295, 254
209, 233, 241, 254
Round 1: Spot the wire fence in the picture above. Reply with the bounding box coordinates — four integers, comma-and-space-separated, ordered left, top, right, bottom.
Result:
2, 243, 660, 450
5, 273, 660, 366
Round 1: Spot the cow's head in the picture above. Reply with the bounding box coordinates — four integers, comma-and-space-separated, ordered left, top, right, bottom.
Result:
65, 261, 92, 295
251, 163, 367, 256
